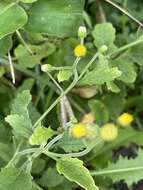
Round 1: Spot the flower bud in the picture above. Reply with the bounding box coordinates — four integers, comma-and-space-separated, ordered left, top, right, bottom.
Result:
118, 113, 133, 127
100, 123, 118, 142
78, 26, 87, 38
41, 64, 52, 72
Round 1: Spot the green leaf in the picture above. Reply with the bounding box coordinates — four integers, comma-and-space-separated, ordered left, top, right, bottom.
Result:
30, 43, 56, 60
0, 67, 5, 78
92, 23, 116, 48
5, 114, 32, 138
57, 157, 99, 190
32, 158, 46, 175
0, 167, 32, 190
88, 100, 109, 125
91, 150, 143, 186
25, 0, 85, 37
0, 36, 12, 55
38, 167, 64, 188
0, 142, 13, 162
57, 70, 72, 83
104, 93, 125, 120
5, 90, 33, 138
29, 126, 56, 145
56, 132, 85, 153
0, 2, 27, 39
15, 45, 36, 69
16, 78, 35, 94
78, 67, 122, 86
111, 59, 137, 83
106, 81, 120, 93
129, 44, 143, 66
11, 90, 32, 118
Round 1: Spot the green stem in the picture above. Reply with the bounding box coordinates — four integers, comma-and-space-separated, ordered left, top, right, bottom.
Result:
47, 66, 72, 71
45, 134, 64, 150
34, 53, 99, 127
105, 0, 143, 27
44, 137, 103, 158
18, 148, 39, 156
33, 58, 80, 127
110, 38, 143, 57
6, 141, 23, 168
91, 166, 143, 176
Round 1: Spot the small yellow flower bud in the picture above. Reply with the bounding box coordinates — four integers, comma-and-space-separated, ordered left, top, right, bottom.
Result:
74, 44, 87, 57
78, 26, 87, 38
81, 113, 95, 124
71, 123, 87, 138
118, 113, 133, 127
100, 123, 118, 142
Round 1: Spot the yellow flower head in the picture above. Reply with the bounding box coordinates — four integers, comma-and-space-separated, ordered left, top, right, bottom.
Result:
74, 44, 87, 57
100, 123, 118, 142
71, 123, 87, 139
118, 113, 133, 127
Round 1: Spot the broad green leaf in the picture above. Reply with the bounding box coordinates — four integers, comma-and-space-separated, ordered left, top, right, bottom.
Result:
91, 150, 143, 186
57, 70, 72, 82
106, 81, 120, 93
88, 100, 109, 125
0, 122, 11, 143
129, 44, 143, 66
104, 93, 125, 120
5, 114, 32, 138
15, 45, 36, 69
92, 23, 116, 48
0, 67, 5, 78
57, 157, 99, 190
16, 78, 35, 94
25, 0, 85, 37
11, 90, 32, 118
0, 167, 32, 190
78, 67, 122, 86
0, 2, 27, 39
30, 43, 56, 60
111, 59, 137, 83
32, 158, 46, 175
5, 90, 33, 138
28, 103, 40, 125
0, 142, 12, 162
38, 167, 64, 188
29, 126, 56, 145
56, 132, 85, 153
0, 36, 12, 55
15, 43, 56, 68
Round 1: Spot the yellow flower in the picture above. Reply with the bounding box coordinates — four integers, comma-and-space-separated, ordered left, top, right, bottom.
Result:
118, 113, 133, 127
71, 123, 87, 138
100, 123, 118, 142
74, 44, 87, 57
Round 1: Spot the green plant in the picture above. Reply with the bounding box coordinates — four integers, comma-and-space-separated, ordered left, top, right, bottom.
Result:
0, 0, 143, 190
